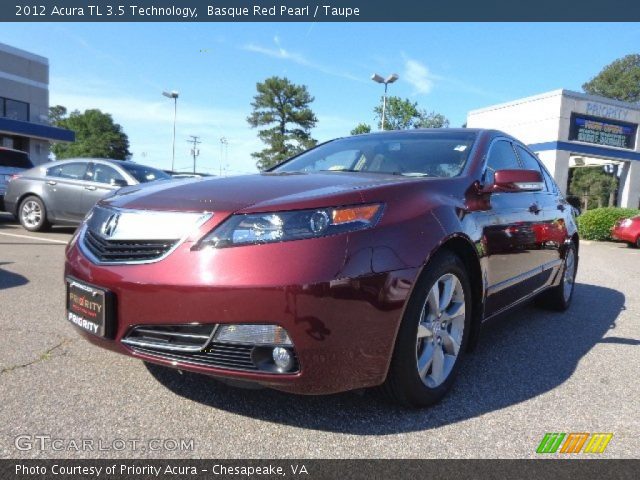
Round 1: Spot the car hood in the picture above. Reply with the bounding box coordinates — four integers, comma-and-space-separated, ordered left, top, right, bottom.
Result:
102, 172, 418, 213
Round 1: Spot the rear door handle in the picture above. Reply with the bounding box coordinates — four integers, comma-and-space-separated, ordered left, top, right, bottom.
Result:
46, 180, 57, 186
529, 203, 541, 214
84, 185, 97, 191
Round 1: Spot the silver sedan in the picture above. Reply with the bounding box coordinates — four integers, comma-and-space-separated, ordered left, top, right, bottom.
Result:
4, 158, 171, 231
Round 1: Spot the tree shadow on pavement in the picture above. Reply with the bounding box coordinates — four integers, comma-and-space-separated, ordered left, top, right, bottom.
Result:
145, 283, 624, 435
0, 262, 28, 290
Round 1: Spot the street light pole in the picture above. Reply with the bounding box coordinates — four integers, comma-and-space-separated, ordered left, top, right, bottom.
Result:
371, 73, 399, 130
162, 90, 179, 172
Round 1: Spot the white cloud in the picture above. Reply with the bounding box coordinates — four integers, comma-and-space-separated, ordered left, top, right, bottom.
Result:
403, 58, 434, 95
242, 38, 365, 83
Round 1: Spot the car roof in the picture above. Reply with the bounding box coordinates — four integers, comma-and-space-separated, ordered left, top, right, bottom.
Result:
342, 128, 514, 142
0, 147, 30, 155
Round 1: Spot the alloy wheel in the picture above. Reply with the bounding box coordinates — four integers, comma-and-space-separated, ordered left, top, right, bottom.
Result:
563, 248, 576, 302
415, 273, 465, 388
21, 200, 42, 228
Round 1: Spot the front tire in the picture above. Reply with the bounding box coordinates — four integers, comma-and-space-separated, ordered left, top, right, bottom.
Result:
19, 196, 50, 232
384, 250, 471, 408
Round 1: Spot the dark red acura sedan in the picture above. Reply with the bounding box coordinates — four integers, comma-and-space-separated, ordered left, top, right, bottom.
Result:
64, 129, 578, 407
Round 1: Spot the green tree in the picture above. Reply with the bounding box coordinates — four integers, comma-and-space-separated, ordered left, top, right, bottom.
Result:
582, 54, 640, 103
247, 76, 318, 171
417, 111, 450, 129
48, 105, 67, 124
350, 123, 372, 135
374, 96, 450, 130
50, 108, 131, 160
569, 167, 618, 211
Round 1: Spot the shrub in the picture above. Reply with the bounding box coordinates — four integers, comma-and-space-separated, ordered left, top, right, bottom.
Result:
577, 207, 640, 241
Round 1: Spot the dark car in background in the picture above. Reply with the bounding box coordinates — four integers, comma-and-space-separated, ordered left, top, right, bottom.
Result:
64, 129, 579, 407
4, 158, 171, 231
0, 147, 34, 212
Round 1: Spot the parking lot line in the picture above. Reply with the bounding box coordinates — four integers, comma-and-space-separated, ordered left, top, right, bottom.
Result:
0, 231, 68, 244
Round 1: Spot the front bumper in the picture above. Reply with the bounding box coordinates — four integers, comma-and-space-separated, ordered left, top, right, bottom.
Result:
65, 231, 419, 394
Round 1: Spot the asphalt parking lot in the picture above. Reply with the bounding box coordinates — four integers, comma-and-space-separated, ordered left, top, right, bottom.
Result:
0, 211, 638, 459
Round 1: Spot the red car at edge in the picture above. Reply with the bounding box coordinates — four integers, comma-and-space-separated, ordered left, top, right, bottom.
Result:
612, 216, 640, 248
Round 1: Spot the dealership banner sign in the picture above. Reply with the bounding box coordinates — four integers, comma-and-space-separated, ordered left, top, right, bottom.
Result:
3, 459, 639, 479
4, 0, 640, 21
569, 114, 638, 150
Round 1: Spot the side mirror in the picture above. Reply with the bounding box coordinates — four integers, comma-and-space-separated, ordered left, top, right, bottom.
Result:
110, 179, 128, 188
480, 169, 544, 193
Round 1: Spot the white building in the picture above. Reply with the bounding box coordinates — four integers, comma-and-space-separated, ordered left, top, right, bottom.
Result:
467, 89, 640, 208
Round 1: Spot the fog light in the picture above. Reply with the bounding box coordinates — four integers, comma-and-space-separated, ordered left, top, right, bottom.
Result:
215, 324, 292, 345
272, 347, 294, 371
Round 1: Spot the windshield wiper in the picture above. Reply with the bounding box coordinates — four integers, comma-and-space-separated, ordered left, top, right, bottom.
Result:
394, 172, 433, 177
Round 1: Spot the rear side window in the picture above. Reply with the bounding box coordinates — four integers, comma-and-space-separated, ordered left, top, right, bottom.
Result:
0, 150, 33, 168
485, 140, 520, 185
119, 162, 171, 183
89, 164, 127, 185
47, 162, 88, 180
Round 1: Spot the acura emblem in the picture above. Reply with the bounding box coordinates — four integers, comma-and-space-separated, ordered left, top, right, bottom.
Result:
101, 213, 120, 238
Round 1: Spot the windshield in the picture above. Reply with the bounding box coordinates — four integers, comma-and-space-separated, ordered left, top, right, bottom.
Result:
273, 131, 478, 178
119, 163, 171, 183
0, 149, 33, 169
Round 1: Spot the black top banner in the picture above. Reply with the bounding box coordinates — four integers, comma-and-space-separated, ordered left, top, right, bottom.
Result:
5, 0, 640, 22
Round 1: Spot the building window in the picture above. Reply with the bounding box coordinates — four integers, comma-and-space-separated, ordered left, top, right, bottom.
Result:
1, 97, 30, 122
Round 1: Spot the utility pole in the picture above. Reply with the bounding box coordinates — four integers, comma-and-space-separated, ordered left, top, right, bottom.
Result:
187, 135, 201, 174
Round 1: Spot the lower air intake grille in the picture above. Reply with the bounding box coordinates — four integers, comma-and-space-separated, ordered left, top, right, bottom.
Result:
130, 342, 261, 372
83, 229, 176, 263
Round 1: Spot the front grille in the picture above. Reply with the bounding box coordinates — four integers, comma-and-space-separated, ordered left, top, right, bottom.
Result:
123, 324, 299, 373
83, 229, 176, 263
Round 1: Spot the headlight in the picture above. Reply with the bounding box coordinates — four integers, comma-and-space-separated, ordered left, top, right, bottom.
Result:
196, 203, 383, 248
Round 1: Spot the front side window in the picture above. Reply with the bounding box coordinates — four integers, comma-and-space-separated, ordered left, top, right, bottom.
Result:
274, 131, 478, 178
47, 163, 88, 180
515, 145, 547, 192
484, 140, 520, 185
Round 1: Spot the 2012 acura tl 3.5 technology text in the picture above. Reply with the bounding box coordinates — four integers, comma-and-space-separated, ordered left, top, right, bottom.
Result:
64, 129, 579, 407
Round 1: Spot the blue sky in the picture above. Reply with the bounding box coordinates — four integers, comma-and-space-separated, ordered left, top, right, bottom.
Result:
2, 22, 639, 174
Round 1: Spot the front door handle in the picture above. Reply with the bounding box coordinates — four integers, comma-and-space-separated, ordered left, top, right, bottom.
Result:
557, 204, 565, 212
46, 180, 57, 186
84, 185, 97, 191
529, 203, 541, 214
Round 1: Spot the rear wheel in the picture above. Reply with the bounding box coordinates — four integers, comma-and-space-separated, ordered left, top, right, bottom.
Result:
538, 243, 577, 311
384, 251, 471, 408
19, 196, 50, 232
